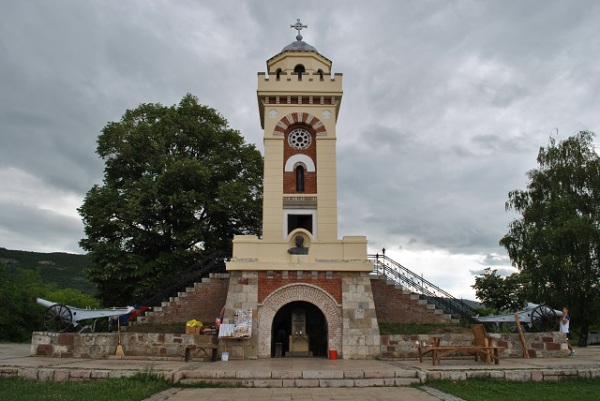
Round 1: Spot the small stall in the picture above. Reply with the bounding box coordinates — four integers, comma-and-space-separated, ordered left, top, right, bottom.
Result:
218, 309, 253, 360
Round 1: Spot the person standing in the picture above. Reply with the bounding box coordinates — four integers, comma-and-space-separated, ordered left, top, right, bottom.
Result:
560, 306, 575, 356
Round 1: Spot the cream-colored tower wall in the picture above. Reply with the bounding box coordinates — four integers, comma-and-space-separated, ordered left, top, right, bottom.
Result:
260, 104, 339, 242
315, 137, 338, 240
267, 52, 332, 74
261, 136, 284, 240
228, 45, 370, 272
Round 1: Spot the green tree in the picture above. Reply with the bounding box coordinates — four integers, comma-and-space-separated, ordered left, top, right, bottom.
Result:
500, 131, 600, 346
0, 264, 103, 341
46, 288, 101, 309
0, 264, 47, 341
472, 268, 527, 313
79, 94, 263, 305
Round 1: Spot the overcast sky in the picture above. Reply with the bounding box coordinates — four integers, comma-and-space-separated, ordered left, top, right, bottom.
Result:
1, 0, 599, 300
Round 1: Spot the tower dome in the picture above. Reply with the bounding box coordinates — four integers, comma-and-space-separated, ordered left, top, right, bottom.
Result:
281, 38, 317, 53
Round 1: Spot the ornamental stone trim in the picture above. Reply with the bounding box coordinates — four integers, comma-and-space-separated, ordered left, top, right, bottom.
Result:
257, 283, 342, 358
272, 113, 327, 138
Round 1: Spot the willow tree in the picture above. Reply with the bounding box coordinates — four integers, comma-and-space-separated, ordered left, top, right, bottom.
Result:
79, 94, 262, 305
500, 131, 600, 346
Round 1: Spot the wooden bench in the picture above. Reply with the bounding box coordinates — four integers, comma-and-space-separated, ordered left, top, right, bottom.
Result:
417, 344, 502, 365
416, 325, 505, 366
183, 344, 218, 362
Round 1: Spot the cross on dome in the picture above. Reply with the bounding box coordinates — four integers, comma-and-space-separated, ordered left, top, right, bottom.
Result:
291, 19, 307, 41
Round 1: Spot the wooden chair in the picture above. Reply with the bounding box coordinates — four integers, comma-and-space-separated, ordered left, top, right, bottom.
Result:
471, 324, 495, 362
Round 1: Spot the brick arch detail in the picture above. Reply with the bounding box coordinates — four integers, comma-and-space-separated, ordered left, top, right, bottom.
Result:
257, 283, 342, 358
273, 112, 327, 137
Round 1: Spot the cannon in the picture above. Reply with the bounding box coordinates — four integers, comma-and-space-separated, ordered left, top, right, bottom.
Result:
474, 302, 562, 333
36, 297, 137, 333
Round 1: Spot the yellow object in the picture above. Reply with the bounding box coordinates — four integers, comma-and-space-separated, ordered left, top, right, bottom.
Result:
185, 326, 201, 335
186, 319, 203, 328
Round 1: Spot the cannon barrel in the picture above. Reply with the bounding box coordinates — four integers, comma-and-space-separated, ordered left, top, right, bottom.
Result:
36, 297, 57, 308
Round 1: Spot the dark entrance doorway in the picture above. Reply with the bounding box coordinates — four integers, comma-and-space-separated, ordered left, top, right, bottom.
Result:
271, 301, 328, 357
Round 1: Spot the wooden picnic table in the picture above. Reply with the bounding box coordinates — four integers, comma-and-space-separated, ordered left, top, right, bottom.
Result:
416, 329, 505, 366
417, 344, 502, 365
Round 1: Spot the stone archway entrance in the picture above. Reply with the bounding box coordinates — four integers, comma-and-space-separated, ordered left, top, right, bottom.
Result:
257, 283, 342, 359
271, 301, 327, 357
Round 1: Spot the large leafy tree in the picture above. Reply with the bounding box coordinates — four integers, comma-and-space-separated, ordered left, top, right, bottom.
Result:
500, 131, 600, 346
79, 94, 262, 305
472, 268, 527, 313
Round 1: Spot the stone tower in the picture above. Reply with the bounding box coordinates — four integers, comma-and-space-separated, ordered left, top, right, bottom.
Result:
224, 20, 380, 359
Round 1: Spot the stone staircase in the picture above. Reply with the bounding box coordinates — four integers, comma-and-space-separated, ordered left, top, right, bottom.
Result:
175, 367, 422, 387
371, 275, 458, 325
131, 273, 230, 326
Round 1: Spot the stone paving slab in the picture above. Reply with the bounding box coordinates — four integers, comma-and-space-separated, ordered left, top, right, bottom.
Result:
144, 387, 445, 401
2, 343, 600, 388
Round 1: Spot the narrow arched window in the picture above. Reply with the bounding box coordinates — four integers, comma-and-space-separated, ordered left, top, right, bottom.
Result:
317, 69, 324, 80
294, 64, 305, 81
296, 165, 305, 192
276, 68, 282, 81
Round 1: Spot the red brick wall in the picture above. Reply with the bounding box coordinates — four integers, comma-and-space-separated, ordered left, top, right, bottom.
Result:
142, 277, 230, 324
283, 125, 317, 194
258, 271, 342, 304
283, 171, 316, 193
371, 278, 450, 324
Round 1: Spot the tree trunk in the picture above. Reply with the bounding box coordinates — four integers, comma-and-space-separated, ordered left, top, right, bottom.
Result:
578, 320, 589, 347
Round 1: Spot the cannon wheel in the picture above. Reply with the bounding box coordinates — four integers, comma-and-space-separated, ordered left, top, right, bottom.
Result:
44, 304, 73, 332
530, 305, 557, 332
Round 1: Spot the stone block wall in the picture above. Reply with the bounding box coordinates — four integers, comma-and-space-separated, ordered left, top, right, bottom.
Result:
371, 277, 451, 324
31, 332, 219, 359
341, 272, 381, 359
381, 331, 569, 359
223, 271, 259, 359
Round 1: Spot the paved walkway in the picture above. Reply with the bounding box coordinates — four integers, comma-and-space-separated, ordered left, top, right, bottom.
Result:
145, 387, 446, 401
2, 344, 599, 401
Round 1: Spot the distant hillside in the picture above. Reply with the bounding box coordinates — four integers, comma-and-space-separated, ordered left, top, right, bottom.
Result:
0, 247, 95, 295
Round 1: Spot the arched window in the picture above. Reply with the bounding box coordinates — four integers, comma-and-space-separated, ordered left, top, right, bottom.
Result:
296, 165, 305, 192
294, 64, 305, 80
276, 68, 282, 81
317, 69, 324, 80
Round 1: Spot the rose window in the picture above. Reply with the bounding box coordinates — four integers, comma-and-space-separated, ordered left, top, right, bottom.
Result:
288, 128, 312, 150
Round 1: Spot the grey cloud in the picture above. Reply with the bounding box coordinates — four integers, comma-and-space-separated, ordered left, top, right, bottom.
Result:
1, 0, 599, 302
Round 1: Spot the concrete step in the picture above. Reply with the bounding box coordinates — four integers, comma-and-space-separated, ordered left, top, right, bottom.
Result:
177, 369, 420, 387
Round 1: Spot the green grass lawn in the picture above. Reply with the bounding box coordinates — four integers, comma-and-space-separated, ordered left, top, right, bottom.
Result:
0, 376, 171, 401
4, 375, 600, 400
427, 378, 600, 401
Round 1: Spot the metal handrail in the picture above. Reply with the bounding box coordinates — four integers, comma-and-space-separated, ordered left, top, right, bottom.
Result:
368, 254, 479, 321
130, 251, 227, 306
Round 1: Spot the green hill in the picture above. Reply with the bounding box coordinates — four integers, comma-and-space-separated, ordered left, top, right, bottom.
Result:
0, 248, 95, 295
